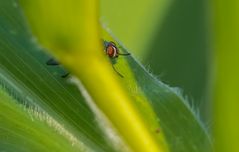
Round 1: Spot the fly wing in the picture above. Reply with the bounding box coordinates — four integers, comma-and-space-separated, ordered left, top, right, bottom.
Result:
46, 58, 60, 65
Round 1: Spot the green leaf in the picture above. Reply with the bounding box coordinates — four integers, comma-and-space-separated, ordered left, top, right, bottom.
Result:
19, 0, 168, 151
0, 1, 125, 151
0, 88, 92, 152
0, 0, 213, 152
102, 30, 213, 152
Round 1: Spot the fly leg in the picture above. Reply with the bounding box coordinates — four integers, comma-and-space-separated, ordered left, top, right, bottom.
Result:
46, 58, 59, 65
118, 53, 131, 56
112, 64, 124, 78
61, 73, 70, 78
46, 58, 70, 78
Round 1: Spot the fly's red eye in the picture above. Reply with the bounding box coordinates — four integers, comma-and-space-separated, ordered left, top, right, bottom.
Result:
106, 43, 118, 58
103, 40, 131, 78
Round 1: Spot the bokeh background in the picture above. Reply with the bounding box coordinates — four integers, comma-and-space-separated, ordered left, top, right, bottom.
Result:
0, 0, 237, 151
100, 0, 212, 122
101, 0, 239, 151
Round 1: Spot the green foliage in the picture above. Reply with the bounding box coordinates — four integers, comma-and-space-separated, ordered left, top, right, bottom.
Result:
213, 0, 239, 152
101, 0, 211, 120
0, 1, 119, 151
0, 89, 89, 152
0, 0, 213, 152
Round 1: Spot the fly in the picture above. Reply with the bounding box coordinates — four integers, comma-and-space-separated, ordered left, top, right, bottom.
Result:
46, 40, 130, 78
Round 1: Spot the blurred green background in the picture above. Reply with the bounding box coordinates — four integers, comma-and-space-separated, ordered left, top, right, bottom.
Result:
1, 0, 237, 151
100, 0, 211, 121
